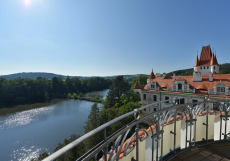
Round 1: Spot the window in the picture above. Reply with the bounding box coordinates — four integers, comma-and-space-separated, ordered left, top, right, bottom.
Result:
221, 87, 225, 92
207, 66, 209, 69
143, 94, 146, 100
154, 108, 156, 112
214, 66, 216, 70
200, 67, 202, 69
165, 96, 169, 103
151, 85, 155, 88
204, 66, 205, 69
193, 99, 198, 107
217, 87, 220, 92
178, 83, 182, 90
144, 108, 146, 111
153, 95, 157, 101
180, 98, 185, 104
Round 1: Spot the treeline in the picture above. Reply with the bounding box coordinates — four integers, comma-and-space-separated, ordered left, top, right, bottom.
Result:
33, 76, 142, 161
0, 76, 112, 105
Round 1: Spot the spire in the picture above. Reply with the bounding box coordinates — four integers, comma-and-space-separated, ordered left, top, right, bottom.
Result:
194, 55, 199, 66
148, 70, 155, 79
214, 54, 219, 64
210, 53, 214, 65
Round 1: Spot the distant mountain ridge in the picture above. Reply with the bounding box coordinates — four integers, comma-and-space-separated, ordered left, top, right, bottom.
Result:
2, 63, 229, 80
0, 72, 148, 80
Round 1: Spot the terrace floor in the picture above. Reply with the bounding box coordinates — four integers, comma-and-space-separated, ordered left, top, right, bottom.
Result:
171, 141, 230, 161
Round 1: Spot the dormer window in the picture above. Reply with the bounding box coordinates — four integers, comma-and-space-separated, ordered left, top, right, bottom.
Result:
221, 87, 225, 92
200, 67, 202, 69
151, 85, 155, 88
217, 87, 220, 92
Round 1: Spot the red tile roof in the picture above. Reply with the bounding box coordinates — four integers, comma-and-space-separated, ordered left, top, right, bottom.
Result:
143, 74, 230, 93
133, 81, 144, 89
194, 45, 219, 66
148, 70, 156, 79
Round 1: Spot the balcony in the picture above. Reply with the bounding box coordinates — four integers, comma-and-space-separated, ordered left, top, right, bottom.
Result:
43, 98, 230, 161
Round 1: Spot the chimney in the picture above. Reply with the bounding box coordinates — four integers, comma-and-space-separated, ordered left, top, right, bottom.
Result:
163, 73, 166, 79
209, 72, 213, 82
173, 73, 175, 81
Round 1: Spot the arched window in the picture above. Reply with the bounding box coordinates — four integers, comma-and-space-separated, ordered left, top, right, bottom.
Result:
178, 83, 182, 90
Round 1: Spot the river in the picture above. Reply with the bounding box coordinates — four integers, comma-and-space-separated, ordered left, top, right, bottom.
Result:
0, 89, 109, 161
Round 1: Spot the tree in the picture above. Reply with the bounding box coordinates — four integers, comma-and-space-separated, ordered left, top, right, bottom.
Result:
53, 134, 86, 161
84, 103, 101, 149
72, 93, 77, 99
68, 93, 72, 99
219, 70, 230, 74
104, 76, 130, 109
131, 75, 148, 89
65, 77, 72, 93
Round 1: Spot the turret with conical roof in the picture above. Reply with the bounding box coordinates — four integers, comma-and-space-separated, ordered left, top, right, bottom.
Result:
147, 70, 156, 83
193, 45, 219, 75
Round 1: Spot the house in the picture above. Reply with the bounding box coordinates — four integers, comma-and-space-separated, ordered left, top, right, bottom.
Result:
133, 45, 230, 113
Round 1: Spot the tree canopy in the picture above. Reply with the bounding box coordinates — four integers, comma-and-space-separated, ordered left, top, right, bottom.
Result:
130, 75, 148, 89
104, 76, 130, 109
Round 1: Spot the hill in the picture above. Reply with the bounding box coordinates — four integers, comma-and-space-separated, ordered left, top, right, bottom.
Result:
0, 72, 148, 80
0, 72, 89, 80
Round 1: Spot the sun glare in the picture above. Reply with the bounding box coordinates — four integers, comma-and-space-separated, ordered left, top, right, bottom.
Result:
25, 0, 31, 6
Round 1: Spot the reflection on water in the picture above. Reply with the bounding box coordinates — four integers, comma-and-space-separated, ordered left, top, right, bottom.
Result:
84, 89, 109, 99
0, 106, 55, 130
0, 89, 109, 161
11, 145, 47, 161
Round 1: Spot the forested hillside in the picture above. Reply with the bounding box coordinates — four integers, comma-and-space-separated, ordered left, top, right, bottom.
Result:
0, 77, 112, 105
0, 72, 90, 80
0, 72, 148, 81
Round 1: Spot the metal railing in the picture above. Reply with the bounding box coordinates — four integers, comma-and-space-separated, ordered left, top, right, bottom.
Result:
43, 97, 230, 161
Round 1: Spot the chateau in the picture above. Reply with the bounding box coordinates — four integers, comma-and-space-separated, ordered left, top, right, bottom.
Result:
133, 45, 230, 112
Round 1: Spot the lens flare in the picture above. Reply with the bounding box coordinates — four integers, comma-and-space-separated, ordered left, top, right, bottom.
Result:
25, 0, 31, 6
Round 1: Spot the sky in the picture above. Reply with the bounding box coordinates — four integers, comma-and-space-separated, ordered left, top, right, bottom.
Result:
1, 0, 230, 77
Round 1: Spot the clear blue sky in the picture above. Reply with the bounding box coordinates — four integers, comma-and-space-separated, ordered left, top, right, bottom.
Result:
1, 0, 230, 76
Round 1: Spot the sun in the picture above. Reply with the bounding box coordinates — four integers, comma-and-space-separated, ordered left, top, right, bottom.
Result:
25, 0, 31, 6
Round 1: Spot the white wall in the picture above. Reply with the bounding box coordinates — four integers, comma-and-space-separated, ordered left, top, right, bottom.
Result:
195, 65, 219, 75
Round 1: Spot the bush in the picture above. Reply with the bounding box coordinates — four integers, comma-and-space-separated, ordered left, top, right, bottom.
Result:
95, 95, 100, 100
73, 93, 77, 99
68, 93, 72, 99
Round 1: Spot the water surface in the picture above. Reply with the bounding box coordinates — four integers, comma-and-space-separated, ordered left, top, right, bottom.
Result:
0, 89, 109, 161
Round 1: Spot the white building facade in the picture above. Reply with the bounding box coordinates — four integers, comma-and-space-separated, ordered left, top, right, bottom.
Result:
134, 45, 230, 113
